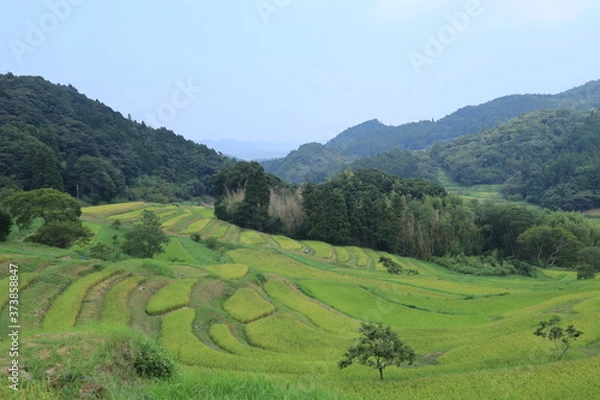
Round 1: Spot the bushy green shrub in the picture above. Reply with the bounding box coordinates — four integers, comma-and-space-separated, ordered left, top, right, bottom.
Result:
433, 254, 536, 277
576, 264, 596, 280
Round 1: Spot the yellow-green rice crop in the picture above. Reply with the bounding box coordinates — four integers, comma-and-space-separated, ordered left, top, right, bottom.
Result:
161, 309, 319, 374
347, 247, 369, 267
43, 267, 122, 331
145, 279, 197, 316
161, 213, 190, 228
82, 202, 146, 215
204, 264, 249, 280
210, 224, 229, 239
299, 281, 489, 329
155, 238, 197, 264
209, 323, 272, 357
338, 356, 600, 400
107, 206, 163, 221
101, 275, 145, 325
272, 235, 303, 250
192, 207, 215, 218
239, 230, 265, 245
228, 248, 354, 281
179, 219, 210, 234
334, 246, 350, 263
303, 241, 333, 258
572, 295, 600, 312
223, 287, 275, 323
263, 279, 359, 335
245, 312, 348, 359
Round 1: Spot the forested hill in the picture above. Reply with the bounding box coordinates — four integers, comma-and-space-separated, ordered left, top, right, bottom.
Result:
326, 79, 600, 156
263, 79, 600, 183
434, 108, 600, 211
0, 74, 230, 204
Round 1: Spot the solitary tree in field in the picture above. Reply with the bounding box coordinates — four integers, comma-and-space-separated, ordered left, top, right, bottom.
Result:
339, 322, 415, 380
534, 315, 583, 360
121, 210, 170, 258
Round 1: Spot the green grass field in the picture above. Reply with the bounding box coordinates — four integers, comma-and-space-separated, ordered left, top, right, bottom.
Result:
2, 201, 599, 400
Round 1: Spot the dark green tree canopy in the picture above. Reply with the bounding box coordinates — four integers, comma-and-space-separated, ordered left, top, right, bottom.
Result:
1, 189, 91, 248
0, 208, 12, 242
517, 225, 582, 268
213, 161, 287, 233
339, 322, 415, 380
2, 188, 82, 230
121, 210, 170, 258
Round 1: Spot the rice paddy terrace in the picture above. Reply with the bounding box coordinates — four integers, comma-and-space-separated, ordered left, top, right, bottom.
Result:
1, 202, 599, 399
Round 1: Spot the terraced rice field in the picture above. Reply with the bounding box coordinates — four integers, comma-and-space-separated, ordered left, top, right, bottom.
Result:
239, 230, 266, 245
42, 267, 123, 330
223, 287, 276, 323
204, 263, 249, 280
303, 241, 333, 259
3, 202, 599, 400
145, 278, 197, 316
272, 235, 303, 250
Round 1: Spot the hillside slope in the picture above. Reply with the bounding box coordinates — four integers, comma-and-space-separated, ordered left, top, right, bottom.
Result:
0, 74, 230, 203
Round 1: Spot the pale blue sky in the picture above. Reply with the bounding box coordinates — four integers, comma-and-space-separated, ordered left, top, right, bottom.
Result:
2, 0, 599, 149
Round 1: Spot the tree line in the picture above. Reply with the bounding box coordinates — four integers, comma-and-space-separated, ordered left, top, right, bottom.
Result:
214, 164, 600, 276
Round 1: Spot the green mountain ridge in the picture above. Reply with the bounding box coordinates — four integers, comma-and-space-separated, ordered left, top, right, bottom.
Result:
263, 79, 600, 183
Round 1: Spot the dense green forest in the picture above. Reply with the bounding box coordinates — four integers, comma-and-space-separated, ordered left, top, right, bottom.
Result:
213, 166, 600, 276
265, 107, 600, 212
0, 74, 230, 204
434, 109, 600, 210
263, 79, 600, 184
